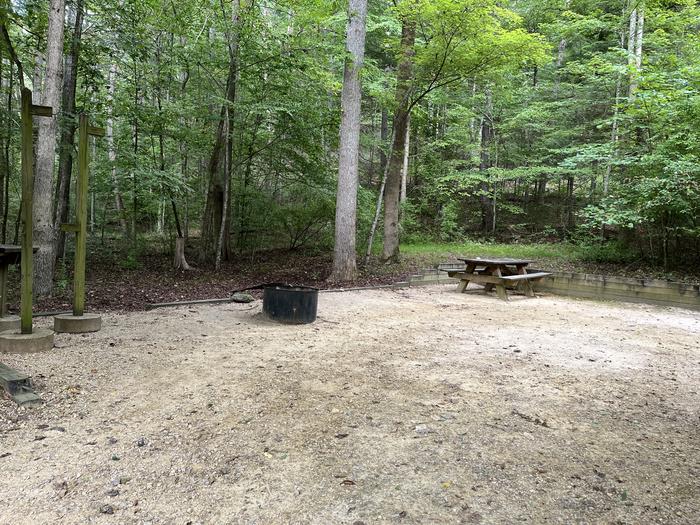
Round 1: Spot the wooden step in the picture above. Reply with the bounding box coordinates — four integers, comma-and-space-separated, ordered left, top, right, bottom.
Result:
0, 363, 41, 405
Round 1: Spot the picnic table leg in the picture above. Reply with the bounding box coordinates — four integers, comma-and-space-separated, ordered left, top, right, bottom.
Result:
457, 262, 476, 293
516, 264, 536, 297
495, 284, 508, 301
493, 267, 509, 301
482, 265, 496, 294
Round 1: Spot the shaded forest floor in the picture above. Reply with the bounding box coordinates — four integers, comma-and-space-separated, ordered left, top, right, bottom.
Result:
5, 240, 700, 313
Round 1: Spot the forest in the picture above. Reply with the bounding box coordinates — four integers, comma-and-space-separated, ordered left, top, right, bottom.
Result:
1, 0, 699, 299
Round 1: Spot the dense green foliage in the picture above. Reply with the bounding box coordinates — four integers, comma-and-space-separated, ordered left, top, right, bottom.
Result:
1, 0, 699, 289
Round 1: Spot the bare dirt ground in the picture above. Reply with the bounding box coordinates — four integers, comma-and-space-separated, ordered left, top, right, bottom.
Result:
1, 286, 699, 524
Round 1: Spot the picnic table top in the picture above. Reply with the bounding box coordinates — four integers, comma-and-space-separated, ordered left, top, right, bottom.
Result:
457, 256, 533, 266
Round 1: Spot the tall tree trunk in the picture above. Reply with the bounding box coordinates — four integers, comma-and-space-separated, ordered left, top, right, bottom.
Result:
1, 62, 11, 243
566, 176, 575, 231
215, 106, 233, 271
331, 0, 368, 281
365, 127, 395, 264
400, 116, 410, 203
553, 0, 570, 94
381, 17, 415, 263
479, 92, 494, 232
33, 0, 66, 297
379, 107, 388, 182
0, 54, 5, 243
366, 105, 376, 186
131, 64, 139, 242
202, 0, 240, 266
106, 64, 128, 235
605, 71, 622, 195
54, 0, 84, 262
201, 106, 227, 263
536, 176, 547, 204
627, 3, 644, 99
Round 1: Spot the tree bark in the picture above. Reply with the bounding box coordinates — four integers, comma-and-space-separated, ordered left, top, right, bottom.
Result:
331, 0, 368, 281
33, 0, 66, 296
54, 0, 84, 261
381, 18, 415, 263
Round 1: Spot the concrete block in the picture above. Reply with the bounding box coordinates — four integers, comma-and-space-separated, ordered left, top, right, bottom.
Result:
0, 328, 54, 354
54, 313, 102, 334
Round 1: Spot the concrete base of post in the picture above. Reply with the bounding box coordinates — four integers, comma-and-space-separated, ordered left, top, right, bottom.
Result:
53, 313, 102, 334
0, 328, 54, 354
0, 316, 21, 332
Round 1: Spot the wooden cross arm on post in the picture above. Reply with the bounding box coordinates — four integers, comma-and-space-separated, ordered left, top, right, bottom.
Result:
88, 126, 105, 137
30, 105, 53, 117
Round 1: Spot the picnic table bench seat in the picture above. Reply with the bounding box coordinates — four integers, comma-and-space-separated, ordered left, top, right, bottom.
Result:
501, 271, 552, 281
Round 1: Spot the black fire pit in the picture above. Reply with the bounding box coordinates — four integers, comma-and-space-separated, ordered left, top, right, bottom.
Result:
262, 285, 318, 324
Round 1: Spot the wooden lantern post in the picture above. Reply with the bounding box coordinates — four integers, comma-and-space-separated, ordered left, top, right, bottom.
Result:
54, 113, 104, 334
21, 88, 52, 334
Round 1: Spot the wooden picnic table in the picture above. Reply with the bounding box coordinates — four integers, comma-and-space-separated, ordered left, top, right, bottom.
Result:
443, 257, 551, 301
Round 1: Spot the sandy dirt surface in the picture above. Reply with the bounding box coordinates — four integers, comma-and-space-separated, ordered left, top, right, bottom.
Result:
0, 286, 699, 524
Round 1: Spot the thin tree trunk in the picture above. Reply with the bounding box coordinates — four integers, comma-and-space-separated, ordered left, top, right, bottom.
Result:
366, 106, 376, 186
106, 64, 128, 235
536, 176, 547, 204
33, 0, 66, 297
201, 105, 227, 263
365, 127, 396, 264
179, 37, 190, 244
131, 61, 139, 242
553, 0, 570, 94
0, 54, 5, 243
605, 74, 622, 195
2, 67, 10, 243
331, 0, 368, 281
54, 0, 84, 262
479, 92, 494, 232
215, 107, 232, 271
379, 107, 388, 181
202, 9, 239, 265
382, 17, 415, 263
400, 116, 410, 203
605, 25, 627, 196
627, 3, 644, 99
566, 176, 575, 230
210, 0, 240, 269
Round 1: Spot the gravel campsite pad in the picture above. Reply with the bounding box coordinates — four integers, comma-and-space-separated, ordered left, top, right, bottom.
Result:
1, 286, 699, 524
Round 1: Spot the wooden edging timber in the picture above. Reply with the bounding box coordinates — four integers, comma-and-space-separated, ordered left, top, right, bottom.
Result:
409, 266, 700, 311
